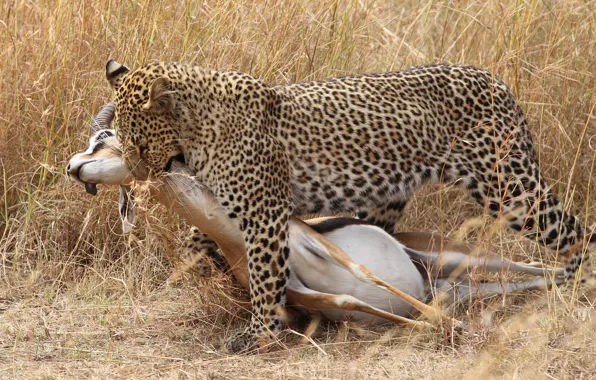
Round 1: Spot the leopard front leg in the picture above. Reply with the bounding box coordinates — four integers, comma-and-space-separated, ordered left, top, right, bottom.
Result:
171, 227, 228, 279
224, 198, 292, 353
213, 144, 293, 353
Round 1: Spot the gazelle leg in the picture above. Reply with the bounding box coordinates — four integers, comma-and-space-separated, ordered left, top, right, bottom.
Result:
405, 247, 565, 280
455, 255, 564, 278
286, 287, 432, 330
430, 276, 566, 305
289, 218, 462, 326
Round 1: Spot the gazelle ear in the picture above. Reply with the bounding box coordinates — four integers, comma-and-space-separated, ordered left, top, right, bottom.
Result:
119, 185, 136, 234
106, 60, 130, 90
142, 77, 175, 113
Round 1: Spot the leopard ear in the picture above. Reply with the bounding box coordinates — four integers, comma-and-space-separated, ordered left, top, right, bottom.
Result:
143, 76, 175, 113
106, 60, 130, 90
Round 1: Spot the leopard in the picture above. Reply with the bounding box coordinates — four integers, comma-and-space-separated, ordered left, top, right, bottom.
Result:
104, 59, 595, 352
172, 227, 229, 279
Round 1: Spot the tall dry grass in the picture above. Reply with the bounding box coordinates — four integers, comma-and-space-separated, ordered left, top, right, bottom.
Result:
1, 0, 595, 378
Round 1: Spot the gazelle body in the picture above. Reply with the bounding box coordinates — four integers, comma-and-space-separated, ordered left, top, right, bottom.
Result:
67, 103, 564, 331
288, 220, 425, 322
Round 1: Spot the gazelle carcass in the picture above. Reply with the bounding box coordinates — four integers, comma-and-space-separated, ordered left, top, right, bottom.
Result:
66, 103, 564, 335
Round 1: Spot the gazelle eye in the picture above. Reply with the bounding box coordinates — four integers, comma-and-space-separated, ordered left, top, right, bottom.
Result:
96, 131, 114, 140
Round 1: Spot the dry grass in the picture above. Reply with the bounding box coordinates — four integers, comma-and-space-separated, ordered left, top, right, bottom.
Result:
1, 0, 596, 378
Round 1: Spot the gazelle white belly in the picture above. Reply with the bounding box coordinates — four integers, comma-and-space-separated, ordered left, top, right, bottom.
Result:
289, 225, 425, 324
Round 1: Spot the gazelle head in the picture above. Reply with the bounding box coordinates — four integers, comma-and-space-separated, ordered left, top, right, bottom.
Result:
66, 102, 136, 233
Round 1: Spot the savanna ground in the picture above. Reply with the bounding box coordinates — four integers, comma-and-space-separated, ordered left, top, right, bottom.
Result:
1, 0, 596, 378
